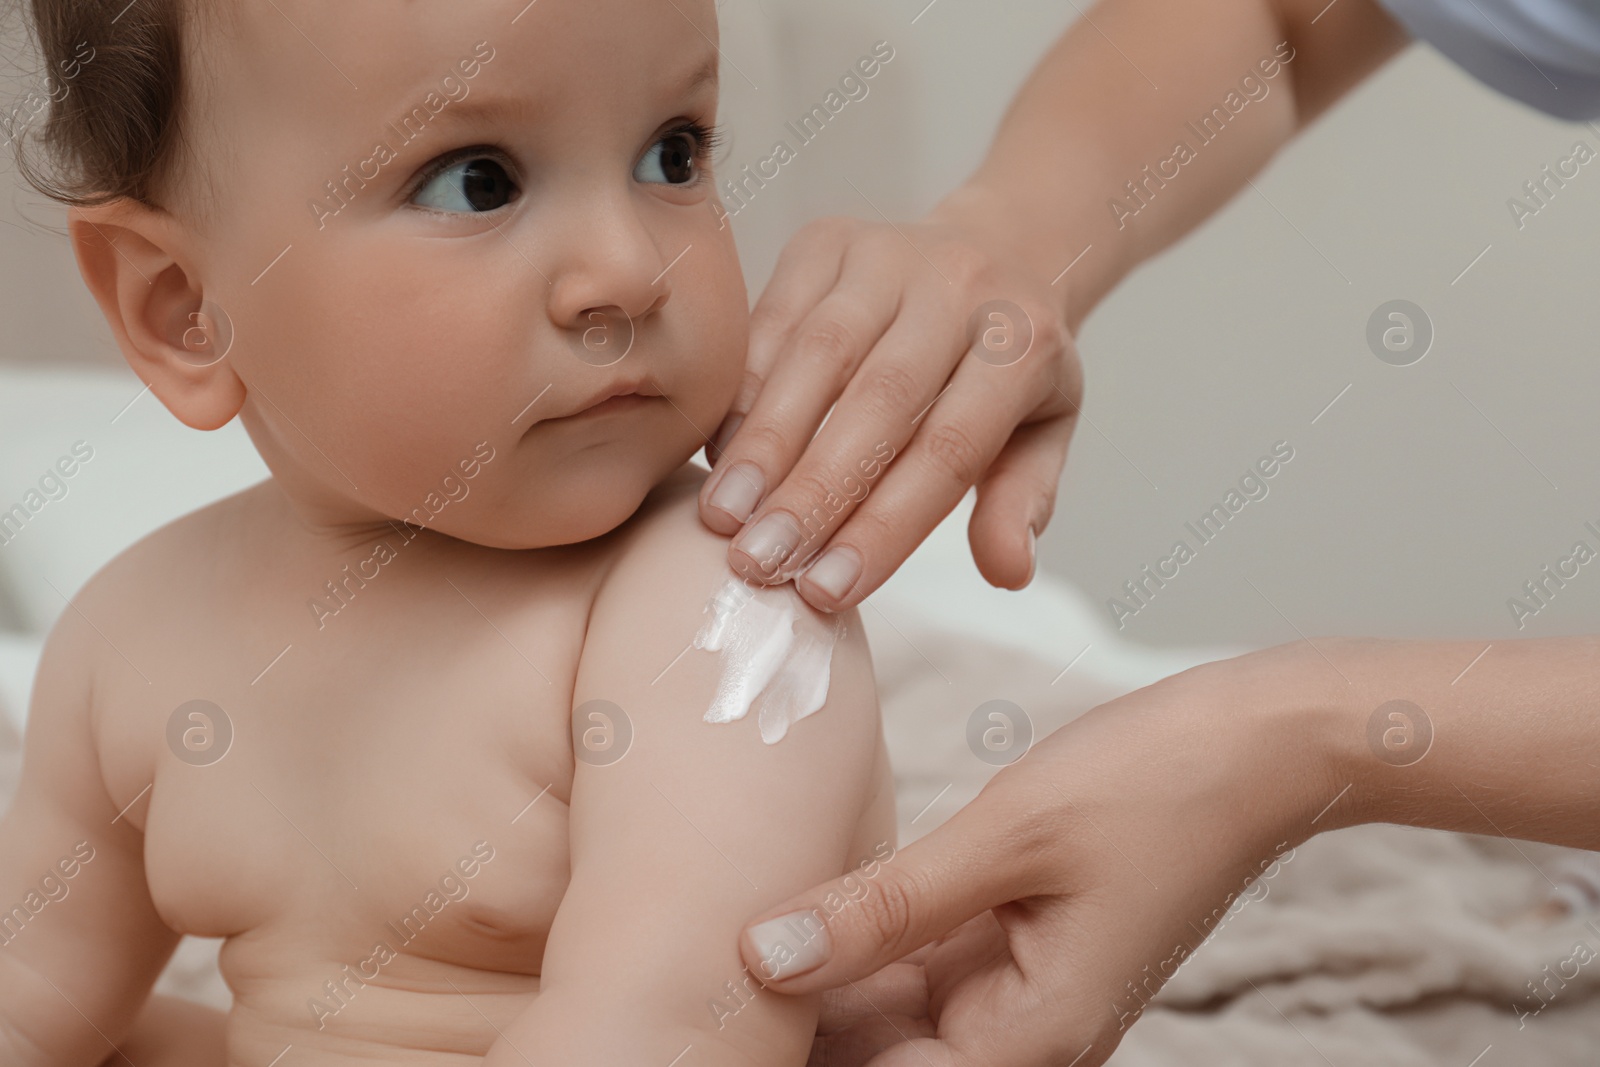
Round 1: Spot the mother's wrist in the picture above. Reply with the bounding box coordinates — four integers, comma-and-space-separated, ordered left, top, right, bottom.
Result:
1265, 638, 1391, 836
929, 170, 1126, 332
1193, 639, 1379, 843
925, 181, 1081, 314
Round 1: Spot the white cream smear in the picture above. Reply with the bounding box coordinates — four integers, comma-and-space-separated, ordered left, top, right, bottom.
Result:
693, 576, 844, 744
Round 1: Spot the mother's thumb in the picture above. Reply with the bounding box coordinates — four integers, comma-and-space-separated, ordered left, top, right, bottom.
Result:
739, 800, 1035, 994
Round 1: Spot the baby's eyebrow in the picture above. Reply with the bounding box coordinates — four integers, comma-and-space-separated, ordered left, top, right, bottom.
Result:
676, 55, 720, 96
421, 54, 718, 134
425, 94, 541, 130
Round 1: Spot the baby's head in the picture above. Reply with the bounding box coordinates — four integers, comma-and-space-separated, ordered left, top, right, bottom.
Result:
17, 0, 747, 548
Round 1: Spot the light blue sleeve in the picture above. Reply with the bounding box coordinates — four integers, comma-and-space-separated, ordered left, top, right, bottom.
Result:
1376, 0, 1600, 119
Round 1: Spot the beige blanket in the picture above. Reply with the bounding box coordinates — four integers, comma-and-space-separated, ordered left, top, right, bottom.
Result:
3, 617, 1596, 1063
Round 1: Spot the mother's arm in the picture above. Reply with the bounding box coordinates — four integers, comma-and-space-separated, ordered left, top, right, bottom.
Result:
702, 0, 1408, 612
743, 635, 1600, 1067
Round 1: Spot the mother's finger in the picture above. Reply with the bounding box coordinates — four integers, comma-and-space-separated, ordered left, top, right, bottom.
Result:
814, 960, 929, 1034
700, 243, 903, 537
704, 216, 861, 471
967, 411, 1076, 591
811, 1013, 937, 1067
739, 771, 1056, 995
782, 319, 1059, 610
866, 957, 1095, 1067
722, 286, 967, 586
916, 911, 1008, 1021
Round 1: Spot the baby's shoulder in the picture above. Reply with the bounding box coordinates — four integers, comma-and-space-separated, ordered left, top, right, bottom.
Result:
592, 464, 812, 629
23, 482, 270, 759
597, 463, 724, 576
67, 481, 271, 622
576, 463, 881, 770
585, 461, 873, 702
33, 483, 292, 734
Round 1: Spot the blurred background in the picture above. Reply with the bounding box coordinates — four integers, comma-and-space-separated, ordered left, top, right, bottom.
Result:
4, 0, 1599, 660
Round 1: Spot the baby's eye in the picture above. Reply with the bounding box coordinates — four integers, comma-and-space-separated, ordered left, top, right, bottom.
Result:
635, 129, 702, 186
411, 155, 520, 214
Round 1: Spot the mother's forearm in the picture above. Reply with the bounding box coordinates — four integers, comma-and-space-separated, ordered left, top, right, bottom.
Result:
933, 0, 1409, 331
1307, 635, 1600, 850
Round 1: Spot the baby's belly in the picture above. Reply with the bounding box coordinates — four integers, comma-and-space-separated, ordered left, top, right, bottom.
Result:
224, 947, 542, 1066
133, 675, 578, 1065
147, 794, 572, 1066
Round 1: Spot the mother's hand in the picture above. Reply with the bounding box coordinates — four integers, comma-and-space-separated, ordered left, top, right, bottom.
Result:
806, 942, 935, 1066
754, 643, 1359, 1066
699, 186, 1083, 612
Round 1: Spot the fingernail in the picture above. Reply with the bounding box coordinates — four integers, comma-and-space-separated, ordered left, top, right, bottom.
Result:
802, 546, 862, 604
734, 511, 803, 580
1025, 525, 1037, 586
709, 413, 744, 466
748, 909, 832, 981
708, 462, 765, 524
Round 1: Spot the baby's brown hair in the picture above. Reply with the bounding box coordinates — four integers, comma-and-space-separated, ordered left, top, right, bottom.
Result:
8, 0, 206, 213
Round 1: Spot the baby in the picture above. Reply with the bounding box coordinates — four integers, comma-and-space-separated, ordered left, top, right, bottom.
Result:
0, 1, 896, 1064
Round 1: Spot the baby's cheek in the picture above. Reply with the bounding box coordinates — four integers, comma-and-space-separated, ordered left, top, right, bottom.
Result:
685, 256, 750, 420
249, 305, 497, 505
285, 259, 508, 421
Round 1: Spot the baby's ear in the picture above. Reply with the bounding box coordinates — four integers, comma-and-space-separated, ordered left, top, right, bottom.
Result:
67, 201, 245, 431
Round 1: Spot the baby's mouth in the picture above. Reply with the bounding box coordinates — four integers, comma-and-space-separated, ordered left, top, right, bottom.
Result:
561, 393, 659, 419
533, 376, 667, 425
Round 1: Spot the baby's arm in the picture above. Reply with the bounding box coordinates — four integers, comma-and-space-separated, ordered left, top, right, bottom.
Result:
0, 601, 183, 1066
485, 505, 893, 1066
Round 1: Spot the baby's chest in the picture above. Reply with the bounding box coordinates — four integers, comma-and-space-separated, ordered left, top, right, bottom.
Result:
137, 648, 581, 969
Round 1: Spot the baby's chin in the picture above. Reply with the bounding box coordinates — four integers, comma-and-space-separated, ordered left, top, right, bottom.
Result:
417, 451, 693, 551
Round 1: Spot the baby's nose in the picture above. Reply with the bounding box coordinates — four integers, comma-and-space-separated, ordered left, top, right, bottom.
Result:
545, 206, 675, 328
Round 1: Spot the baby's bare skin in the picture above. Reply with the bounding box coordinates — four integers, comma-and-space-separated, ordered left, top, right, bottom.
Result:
0, 1, 900, 1060
2, 465, 894, 1066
